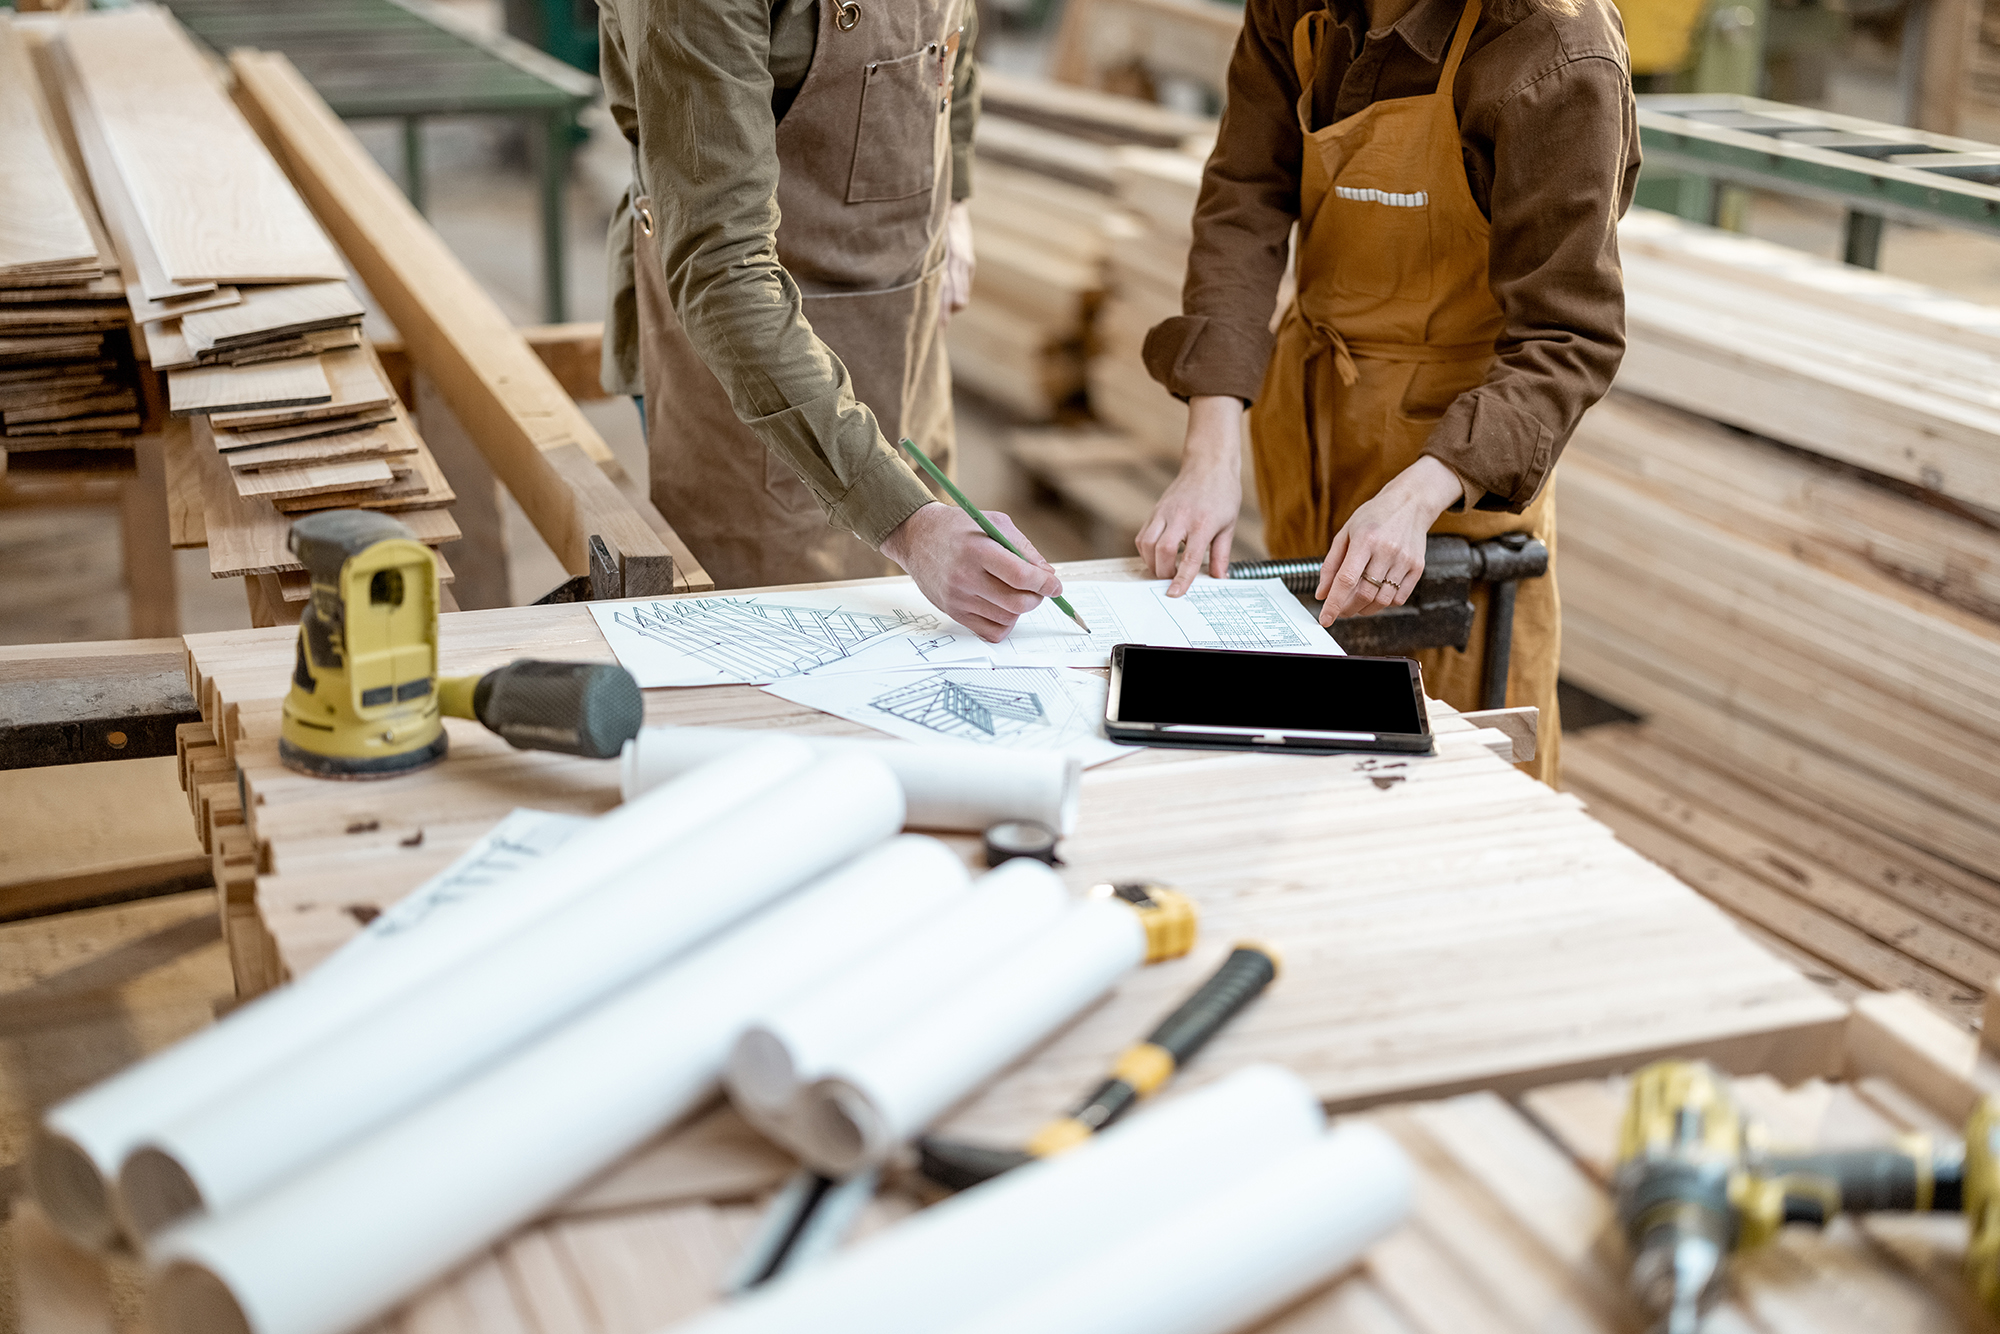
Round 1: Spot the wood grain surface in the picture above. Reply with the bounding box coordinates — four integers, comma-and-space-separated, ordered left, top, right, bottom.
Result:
60, 9, 347, 285
0, 17, 99, 274
167, 355, 330, 416
207, 346, 393, 428
180, 280, 362, 354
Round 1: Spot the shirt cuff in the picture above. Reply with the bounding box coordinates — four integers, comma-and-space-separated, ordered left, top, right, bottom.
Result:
1142, 314, 1272, 404
1422, 390, 1556, 514
828, 451, 940, 549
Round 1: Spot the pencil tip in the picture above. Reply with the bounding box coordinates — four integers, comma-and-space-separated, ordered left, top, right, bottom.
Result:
1071, 613, 1092, 634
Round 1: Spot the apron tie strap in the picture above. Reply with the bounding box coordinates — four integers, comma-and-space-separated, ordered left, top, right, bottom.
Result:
1297, 308, 1493, 387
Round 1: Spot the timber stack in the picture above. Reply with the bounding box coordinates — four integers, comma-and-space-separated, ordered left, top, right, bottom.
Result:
1553, 213, 2000, 1020
0, 15, 142, 476
33, 7, 459, 609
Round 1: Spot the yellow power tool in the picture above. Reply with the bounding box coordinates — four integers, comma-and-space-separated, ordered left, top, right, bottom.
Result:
279, 510, 644, 778
1614, 1061, 1981, 1333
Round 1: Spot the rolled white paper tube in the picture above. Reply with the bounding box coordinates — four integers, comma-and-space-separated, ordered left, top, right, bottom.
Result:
146, 836, 970, 1334
793, 893, 1147, 1175
29, 737, 816, 1249
118, 751, 905, 1237
622, 725, 1083, 835
944, 1122, 1415, 1334
727, 859, 1072, 1117
662, 1065, 1325, 1334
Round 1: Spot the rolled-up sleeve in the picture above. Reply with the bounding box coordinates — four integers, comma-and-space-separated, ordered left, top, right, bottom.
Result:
1426, 52, 1637, 511
634, 0, 934, 548
1142, 0, 1301, 405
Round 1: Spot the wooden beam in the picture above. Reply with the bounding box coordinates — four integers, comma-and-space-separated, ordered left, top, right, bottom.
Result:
228, 52, 701, 593
376, 323, 610, 407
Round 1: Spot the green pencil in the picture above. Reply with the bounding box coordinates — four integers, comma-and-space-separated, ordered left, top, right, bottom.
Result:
900, 438, 1091, 634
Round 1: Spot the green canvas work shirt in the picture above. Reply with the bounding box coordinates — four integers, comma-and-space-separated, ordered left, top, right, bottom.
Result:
598, 0, 977, 548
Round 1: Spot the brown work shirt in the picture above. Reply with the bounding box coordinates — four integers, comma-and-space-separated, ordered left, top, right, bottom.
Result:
598, 0, 978, 547
1145, 0, 1639, 511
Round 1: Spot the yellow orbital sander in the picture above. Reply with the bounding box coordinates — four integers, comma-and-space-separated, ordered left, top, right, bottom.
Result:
279, 510, 645, 778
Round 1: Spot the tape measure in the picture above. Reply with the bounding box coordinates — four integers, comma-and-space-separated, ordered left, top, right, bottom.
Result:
983, 820, 1060, 867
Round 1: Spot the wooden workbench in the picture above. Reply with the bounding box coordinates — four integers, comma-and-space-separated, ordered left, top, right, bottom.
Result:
108, 556, 2000, 1334
177, 557, 1845, 1098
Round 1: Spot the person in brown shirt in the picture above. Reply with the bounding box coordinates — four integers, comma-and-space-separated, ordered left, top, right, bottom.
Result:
1136, 0, 1638, 782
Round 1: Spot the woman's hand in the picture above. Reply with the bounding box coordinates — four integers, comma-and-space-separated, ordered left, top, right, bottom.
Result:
938, 201, 975, 328
1136, 396, 1245, 596
1315, 455, 1464, 625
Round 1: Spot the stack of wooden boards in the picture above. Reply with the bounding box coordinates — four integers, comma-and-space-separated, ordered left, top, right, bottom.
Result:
39, 7, 459, 595
1553, 216, 2000, 1016
0, 15, 142, 472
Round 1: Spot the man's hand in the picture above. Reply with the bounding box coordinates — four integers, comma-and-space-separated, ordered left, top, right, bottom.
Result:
1136, 396, 1244, 596
1315, 455, 1463, 625
882, 501, 1061, 642
938, 201, 975, 329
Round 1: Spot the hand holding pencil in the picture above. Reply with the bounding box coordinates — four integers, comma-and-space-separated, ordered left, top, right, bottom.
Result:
877, 441, 1085, 643
901, 440, 1090, 636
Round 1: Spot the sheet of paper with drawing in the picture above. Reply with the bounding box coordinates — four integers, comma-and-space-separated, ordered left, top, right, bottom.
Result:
587, 583, 989, 687
998, 577, 1343, 667
765, 667, 1135, 767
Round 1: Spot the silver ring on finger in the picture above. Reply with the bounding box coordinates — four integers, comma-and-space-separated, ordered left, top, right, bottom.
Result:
1361, 574, 1386, 588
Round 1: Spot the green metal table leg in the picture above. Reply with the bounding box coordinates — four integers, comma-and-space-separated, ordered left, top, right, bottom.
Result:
403, 116, 426, 215
538, 110, 569, 323
1842, 209, 1885, 268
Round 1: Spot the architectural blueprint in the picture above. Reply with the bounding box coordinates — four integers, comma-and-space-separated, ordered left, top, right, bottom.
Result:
765, 667, 1134, 767
590, 577, 1338, 686
588, 583, 989, 686
997, 577, 1342, 667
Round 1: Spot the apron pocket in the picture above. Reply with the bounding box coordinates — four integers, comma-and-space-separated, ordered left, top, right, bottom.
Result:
847, 49, 943, 204
1325, 189, 1434, 301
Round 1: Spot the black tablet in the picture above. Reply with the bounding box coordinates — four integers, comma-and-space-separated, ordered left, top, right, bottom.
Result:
1104, 644, 1433, 755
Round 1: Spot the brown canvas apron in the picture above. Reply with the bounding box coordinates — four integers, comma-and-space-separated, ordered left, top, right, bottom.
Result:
1249, 0, 1561, 783
633, 0, 959, 589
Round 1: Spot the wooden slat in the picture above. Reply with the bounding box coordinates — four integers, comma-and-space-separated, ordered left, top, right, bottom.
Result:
179, 280, 362, 355
167, 355, 330, 416
232, 456, 393, 501
0, 16, 98, 275
60, 9, 347, 286
208, 345, 394, 429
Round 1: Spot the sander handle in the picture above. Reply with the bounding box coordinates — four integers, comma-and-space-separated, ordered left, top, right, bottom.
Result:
436, 660, 643, 759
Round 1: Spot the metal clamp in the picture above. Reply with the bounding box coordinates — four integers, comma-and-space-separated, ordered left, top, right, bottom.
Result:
1229, 531, 1550, 711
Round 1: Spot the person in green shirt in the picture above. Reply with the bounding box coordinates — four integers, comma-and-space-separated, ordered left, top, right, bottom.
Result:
597, 0, 1063, 641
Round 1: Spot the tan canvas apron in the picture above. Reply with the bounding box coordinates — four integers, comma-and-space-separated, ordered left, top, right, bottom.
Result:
1249, 0, 1561, 783
633, 0, 959, 589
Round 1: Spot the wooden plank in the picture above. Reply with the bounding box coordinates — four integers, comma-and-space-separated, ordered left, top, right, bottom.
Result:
179, 280, 363, 355
167, 356, 330, 416
41, 36, 212, 305
206, 346, 392, 428
233, 456, 393, 501
61, 9, 347, 285
223, 420, 413, 471
228, 52, 692, 590
125, 283, 239, 327
0, 17, 99, 275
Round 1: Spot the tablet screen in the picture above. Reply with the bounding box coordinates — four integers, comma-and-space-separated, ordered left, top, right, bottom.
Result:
1110, 645, 1425, 736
